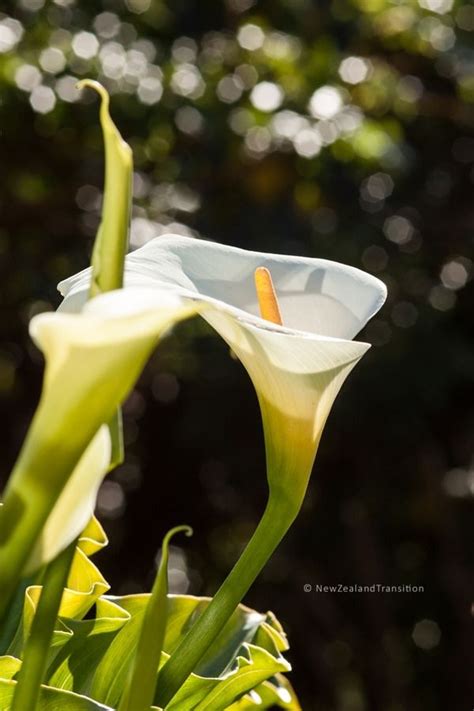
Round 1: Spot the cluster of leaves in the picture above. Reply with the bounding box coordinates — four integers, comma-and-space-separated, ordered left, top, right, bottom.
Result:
0, 518, 300, 710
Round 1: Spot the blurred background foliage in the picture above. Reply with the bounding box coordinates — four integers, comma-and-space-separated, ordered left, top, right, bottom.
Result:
0, 0, 473, 709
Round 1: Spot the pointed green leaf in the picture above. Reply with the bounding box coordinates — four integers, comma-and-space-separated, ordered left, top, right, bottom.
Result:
76, 79, 132, 297
76, 80, 133, 477
119, 526, 192, 711
89, 595, 147, 706
46, 597, 130, 694
0, 679, 113, 710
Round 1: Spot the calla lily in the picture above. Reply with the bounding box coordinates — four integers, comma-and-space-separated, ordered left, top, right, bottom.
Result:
0, 289, 197, 621
59, 234, 386, 511
58, 233, 386, 702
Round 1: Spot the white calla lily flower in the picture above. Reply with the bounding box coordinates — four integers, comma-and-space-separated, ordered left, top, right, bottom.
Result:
59, 234, 386, 509
57, 233, 386, 703
0, 289, 197, 616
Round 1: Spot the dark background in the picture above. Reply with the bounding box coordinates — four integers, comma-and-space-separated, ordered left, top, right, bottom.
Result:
1, 0, 473, 709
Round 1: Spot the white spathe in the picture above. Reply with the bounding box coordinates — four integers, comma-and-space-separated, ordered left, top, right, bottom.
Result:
57, 234, 386, 510
11, 290, 195, 572
24, 426, 111, 574
59, 234, 385, 340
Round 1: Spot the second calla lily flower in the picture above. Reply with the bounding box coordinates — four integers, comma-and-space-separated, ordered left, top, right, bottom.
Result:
58, 233, 386, 703
0, 288, 197, 620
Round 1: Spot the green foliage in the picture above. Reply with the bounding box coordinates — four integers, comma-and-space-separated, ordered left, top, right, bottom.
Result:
0, 679, 114, 711
49, 594, 295, 709
7, 517, 109, 660
77, 79, 132, 298
0, 518, 300, 710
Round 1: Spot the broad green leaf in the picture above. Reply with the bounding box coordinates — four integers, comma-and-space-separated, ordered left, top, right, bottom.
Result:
252, 611, 289, 655
8, 518, 109, 661
0, 679, 113, 711
227, 674, 301, 710
168, 644, 288, 711
47, 597, 130, 694
76, 517, 108, 559
0, 656, 21, 681
89, 595, 148, 706
23, 548, 109, 633
163, 597, 267, 678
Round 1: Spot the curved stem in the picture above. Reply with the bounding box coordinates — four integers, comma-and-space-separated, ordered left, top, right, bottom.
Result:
155, 496, 297, 707
0, 573, 35, 655
11, 539, 76, 711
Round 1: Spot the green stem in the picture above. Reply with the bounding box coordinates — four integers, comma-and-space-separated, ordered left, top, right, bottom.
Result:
155, 496, 297, 707
0, 573, 35, 655
11, 539, 76, 711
